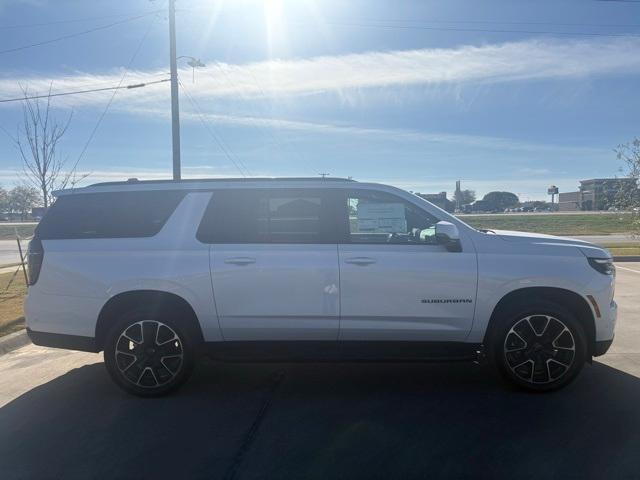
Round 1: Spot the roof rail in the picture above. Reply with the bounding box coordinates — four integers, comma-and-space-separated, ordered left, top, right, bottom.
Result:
89, 177, 356, 187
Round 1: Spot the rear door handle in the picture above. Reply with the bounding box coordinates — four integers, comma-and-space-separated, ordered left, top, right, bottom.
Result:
224, 257, 256, 266
344, 257, 377, 266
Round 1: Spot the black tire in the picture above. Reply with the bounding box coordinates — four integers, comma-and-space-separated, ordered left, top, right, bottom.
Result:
104, 308, 195, 397
492, 300, 588, 392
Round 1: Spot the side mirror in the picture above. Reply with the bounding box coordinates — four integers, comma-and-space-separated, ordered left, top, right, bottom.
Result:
435, 221, 462, 252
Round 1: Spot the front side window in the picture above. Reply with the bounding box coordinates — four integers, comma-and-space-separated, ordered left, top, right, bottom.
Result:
197, 189, 334, 244
346, 190, 439, 244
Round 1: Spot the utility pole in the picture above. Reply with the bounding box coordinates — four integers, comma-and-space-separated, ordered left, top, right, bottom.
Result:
169, 0, 181, 180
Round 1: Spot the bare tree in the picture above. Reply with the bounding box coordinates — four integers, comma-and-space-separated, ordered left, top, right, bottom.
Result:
7, 85, 74, 208
614, 138, 640, 235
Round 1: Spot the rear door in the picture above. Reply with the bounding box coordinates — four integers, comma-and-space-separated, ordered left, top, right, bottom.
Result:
337, 189, 477, 342
198, 188, 340, 341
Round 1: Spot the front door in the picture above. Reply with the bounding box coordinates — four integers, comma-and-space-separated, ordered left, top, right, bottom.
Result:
338, 189, 477, 342
198, 188, 340, 341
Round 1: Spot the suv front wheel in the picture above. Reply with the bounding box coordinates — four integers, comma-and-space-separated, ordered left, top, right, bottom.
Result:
104, 310, 195, 396
493, 301, 588, 392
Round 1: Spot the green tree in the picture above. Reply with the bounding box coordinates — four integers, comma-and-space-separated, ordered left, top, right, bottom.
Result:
9, 185, 41, 220
614, 138, 640, 234
452, 189, 476, 207
482, 191, 519, 211
0, 185, 8, 214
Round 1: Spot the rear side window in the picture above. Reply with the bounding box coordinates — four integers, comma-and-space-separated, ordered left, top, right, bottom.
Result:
37, 191, 186, 239
197, 189, 336, 244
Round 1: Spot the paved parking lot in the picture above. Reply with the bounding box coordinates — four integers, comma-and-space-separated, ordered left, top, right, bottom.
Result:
1, 264, 639, 479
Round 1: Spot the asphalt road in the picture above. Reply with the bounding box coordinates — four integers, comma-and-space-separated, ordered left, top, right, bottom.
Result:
0, 264, 639, 479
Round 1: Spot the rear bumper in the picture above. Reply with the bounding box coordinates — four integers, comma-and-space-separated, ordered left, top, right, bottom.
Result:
27, 328, 99, 353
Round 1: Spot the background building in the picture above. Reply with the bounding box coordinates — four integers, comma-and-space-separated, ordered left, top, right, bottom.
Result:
558, 178, 638, 211
415, 192, 454, 212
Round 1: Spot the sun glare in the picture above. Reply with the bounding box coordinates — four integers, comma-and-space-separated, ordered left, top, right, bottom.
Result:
264, 0, 285, 57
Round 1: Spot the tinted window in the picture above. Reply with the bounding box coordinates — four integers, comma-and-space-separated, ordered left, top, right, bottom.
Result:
197, 189, 335, 243
346, 190, 439, 244
37, 191, 186, 239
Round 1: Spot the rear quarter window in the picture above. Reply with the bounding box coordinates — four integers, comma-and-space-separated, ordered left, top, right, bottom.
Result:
37, 191, 186, 239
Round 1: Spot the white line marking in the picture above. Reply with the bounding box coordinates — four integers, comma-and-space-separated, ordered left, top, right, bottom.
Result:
616, 265, 640, 274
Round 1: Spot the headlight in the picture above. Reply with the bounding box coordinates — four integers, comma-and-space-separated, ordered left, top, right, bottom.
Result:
588, 257, 615, 276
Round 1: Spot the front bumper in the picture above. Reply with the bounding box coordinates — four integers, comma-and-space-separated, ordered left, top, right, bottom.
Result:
591, 299, 616, 357
594, 338, 614, 357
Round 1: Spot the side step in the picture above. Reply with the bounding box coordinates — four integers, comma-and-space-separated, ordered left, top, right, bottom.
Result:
203, 341, 485, 363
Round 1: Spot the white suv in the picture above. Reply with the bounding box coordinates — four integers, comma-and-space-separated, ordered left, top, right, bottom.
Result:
24, 178, 616, 395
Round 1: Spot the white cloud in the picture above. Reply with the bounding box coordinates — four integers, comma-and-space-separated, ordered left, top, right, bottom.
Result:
0, 0, 46, 9
0, 168, 581, 201
0, 166, 247, 186
130, 106, 607, 156
1, 36, 639, 109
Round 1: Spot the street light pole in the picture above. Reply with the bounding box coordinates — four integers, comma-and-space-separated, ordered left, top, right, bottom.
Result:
169, 0, 181, 180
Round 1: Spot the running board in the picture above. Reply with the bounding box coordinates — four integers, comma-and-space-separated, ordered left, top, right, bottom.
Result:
202, 341, 483, 363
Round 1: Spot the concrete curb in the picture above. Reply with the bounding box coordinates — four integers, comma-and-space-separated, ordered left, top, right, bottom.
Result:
613, 256, 640, 262
0, 329, 31, 356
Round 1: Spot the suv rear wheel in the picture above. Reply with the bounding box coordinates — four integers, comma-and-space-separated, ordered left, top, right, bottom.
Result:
104, 309, 195, 396
493, 301, 587, 392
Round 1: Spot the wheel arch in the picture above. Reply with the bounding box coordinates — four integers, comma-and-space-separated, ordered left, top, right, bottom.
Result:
483, 287, 596, 356
95, 290, 204, 351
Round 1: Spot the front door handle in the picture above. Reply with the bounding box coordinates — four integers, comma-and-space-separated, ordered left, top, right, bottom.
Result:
344, 257, 377, 266
224, 257, 256, 266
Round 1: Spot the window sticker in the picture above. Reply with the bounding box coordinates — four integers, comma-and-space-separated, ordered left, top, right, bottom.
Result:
356, 202, 407, 233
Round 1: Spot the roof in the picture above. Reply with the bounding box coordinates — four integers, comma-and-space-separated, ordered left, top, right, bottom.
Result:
54, 176, 358, 196
579, 178, 637, 184
89, 176, 355, 187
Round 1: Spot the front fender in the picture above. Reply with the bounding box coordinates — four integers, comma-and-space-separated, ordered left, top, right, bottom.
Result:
467, 253, 594, 343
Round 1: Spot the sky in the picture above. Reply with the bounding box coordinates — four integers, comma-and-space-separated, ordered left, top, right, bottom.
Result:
0, 0, 639, 201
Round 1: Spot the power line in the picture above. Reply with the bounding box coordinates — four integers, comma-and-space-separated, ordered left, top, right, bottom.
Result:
0, 79, 169, 104
0, 10, 162, 30
70, 8, 165, 176
210, 62, 310, 172
234, 64, 317, 176
182, 8, 640, 35
284, 19, 640, 37
179, 79, 249, 177
365, 18, 640, 28
0, 10, 162, 55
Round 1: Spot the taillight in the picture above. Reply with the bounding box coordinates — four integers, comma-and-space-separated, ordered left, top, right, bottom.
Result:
27, 237, 44, 285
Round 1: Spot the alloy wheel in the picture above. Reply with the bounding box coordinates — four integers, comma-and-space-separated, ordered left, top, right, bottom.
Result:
503, 314, 576, 385
115, 320, 184, 388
